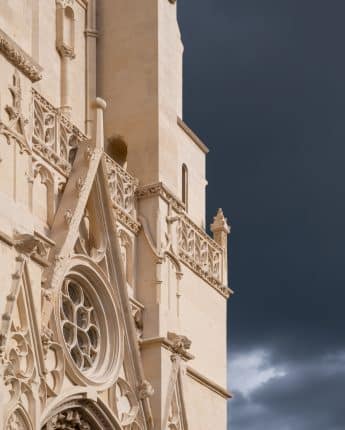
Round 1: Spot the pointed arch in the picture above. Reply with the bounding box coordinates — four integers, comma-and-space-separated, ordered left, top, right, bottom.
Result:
40, 390, 123, 430
5, 405, 34, 430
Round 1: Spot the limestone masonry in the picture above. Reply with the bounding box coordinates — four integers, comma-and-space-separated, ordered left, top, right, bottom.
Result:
0, 1, 231, 428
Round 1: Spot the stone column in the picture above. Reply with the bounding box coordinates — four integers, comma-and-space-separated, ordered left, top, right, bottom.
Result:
58, 47, 75, 118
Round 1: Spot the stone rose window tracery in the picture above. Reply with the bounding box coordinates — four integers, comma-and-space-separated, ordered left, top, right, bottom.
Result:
57, 266, 123, 388
61, 279, 100, 372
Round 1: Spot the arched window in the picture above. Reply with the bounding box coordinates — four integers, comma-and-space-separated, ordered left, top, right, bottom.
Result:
182, 164, 188, 211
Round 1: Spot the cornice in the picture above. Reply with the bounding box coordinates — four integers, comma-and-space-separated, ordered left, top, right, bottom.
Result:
114, 206, 141, 235
0, 28, 43, 82
186, 366, 232, 400
177, 117, 209, 154
136, 182, 185, 213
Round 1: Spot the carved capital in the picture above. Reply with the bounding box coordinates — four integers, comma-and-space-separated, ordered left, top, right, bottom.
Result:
57, 43, 75, 59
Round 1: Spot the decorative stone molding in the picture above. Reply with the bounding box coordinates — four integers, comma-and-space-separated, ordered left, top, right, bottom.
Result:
0, 70, 31, 154
43, 409, 91, 430
5, 408, 32, 430
114, 207, 141, 235
0, 28, 43, 82
41, 398, 123, 430
177, 117, 209, 154
115, 378, 140, 426
130, 298, 144, 341
32, 89, 87, 176
105, 154, 139, 217
13, 230, 54, 266
56, 0, 75, 7
136, 182, 185, 214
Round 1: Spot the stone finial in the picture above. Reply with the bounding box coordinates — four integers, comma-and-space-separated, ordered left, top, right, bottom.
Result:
210, 208, 230, 235
210, 208, 230, 252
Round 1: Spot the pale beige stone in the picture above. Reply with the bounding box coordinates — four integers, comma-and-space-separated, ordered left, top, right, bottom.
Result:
0, 1, 231, 429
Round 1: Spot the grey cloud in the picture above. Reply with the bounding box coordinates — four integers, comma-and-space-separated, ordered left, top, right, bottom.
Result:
230, 351, 345, 430
178, 1, 345, 429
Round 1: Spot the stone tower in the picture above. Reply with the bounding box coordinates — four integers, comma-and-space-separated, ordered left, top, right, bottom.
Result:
0, 1, 231, 429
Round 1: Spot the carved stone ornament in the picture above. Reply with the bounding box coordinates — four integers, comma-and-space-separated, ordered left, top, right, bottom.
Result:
136, 182, 185, 214
0, 71, 31, 154
32, 89, 87, 177
14, 232, 51, 261
5, 409, 31, 430
56, 0, 75, 8
115, 377, 140, 426
138, 380, 154, 400
0, 28, 43, 82
43, 409, 91, 430
167, 332, 192, 356
57, 43, 76, 59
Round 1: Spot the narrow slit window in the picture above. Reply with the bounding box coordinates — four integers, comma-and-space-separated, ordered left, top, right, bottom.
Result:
182, 164, 188, 211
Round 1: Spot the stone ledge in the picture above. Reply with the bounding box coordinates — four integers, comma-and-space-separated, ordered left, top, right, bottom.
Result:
186, 366, 232, 400
177, 117, 209, 154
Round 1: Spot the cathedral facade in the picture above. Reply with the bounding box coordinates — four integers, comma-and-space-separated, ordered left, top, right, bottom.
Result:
0, 1, 231, 429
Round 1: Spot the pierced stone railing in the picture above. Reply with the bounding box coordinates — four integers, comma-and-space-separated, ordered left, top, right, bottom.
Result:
32, 89, 87, 176
178, 213, 224, 288
104, 154, 140, 233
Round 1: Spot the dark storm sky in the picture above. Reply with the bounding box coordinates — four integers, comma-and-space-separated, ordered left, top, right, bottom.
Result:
178, 1, 345, 429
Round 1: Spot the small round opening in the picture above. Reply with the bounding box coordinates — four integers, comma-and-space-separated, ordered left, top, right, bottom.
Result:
107, 135, 128, 168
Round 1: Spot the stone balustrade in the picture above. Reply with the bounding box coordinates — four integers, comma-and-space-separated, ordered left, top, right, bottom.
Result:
32, 89, 87, 176
178, 212, 224, 289
104, 154, 140, 233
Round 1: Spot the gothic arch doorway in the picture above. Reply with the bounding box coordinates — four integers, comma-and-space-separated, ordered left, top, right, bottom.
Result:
41, 395, 123, 430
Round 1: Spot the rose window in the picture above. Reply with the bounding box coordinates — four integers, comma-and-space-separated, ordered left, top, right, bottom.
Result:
58, 267, 123, 388
61, 279, 101, 372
